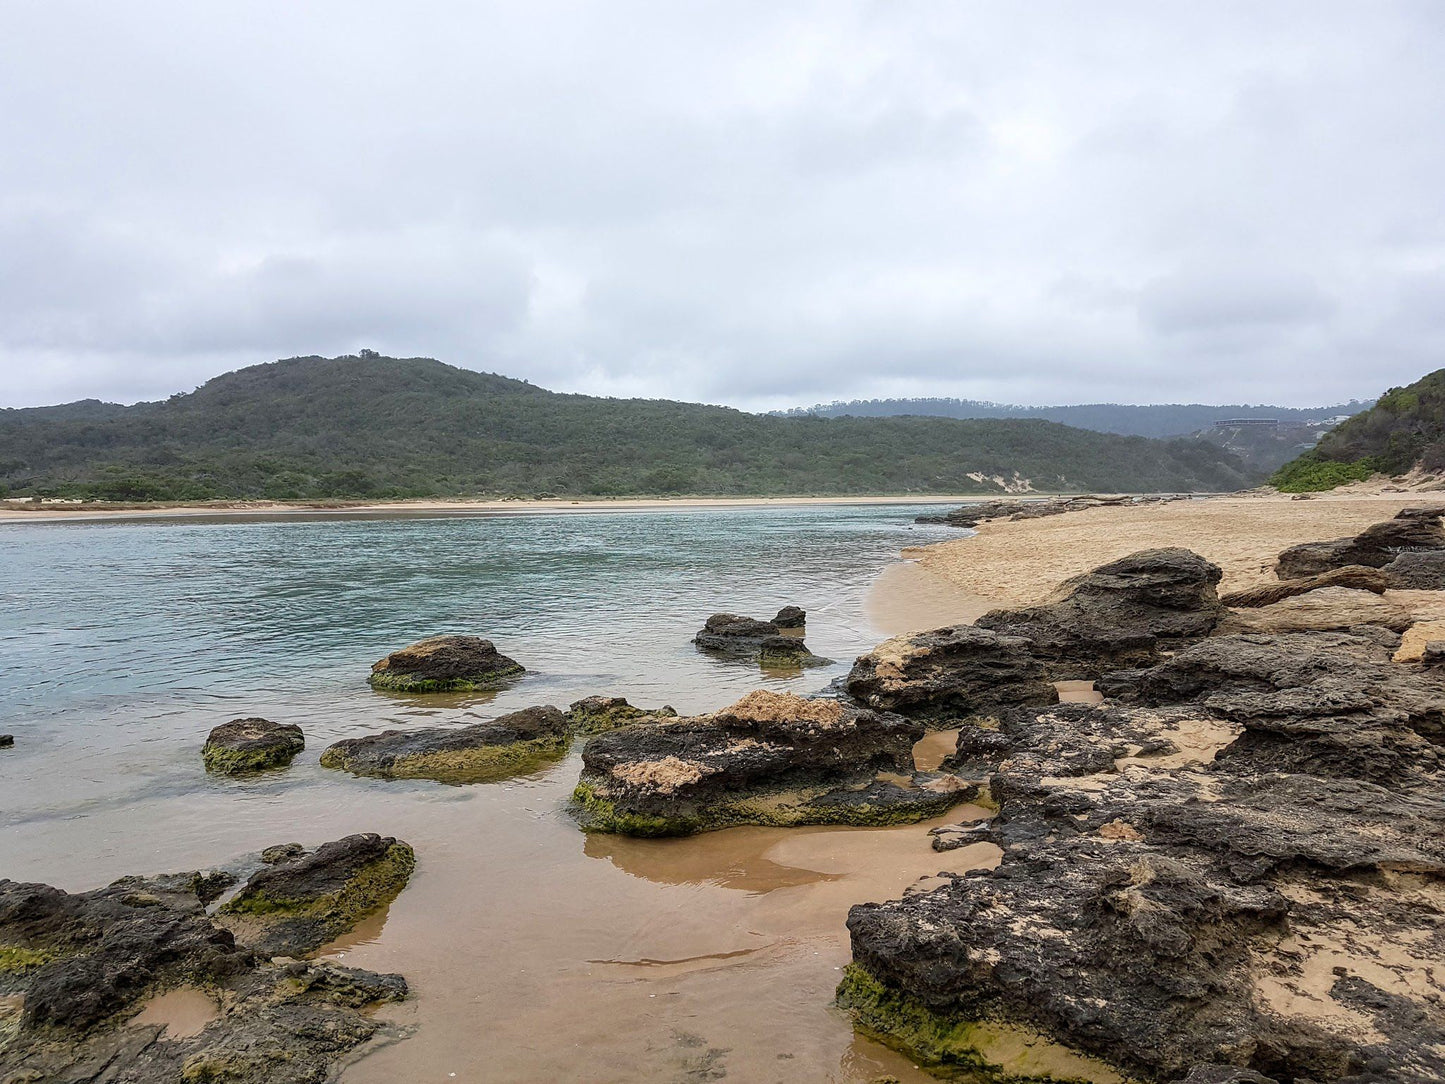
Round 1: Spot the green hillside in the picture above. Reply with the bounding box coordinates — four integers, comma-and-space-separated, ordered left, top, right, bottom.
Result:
1271, 369, 1445, 491
0, 354, 1260, 500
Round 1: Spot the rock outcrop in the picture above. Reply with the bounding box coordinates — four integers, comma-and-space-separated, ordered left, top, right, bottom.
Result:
1275, 507, 1445, 579
571, 690, 971, 836
1215, 586, 1412, 634
0, 837, 413, 1082
1219, 565, 1388, 607
846, 625, 1057, 724
321, 706, 570, 783
974, 548, 1226, 678
693, 613, 828, 666
840, 629, 1445, 1082
916, 495, 1184, 529
217, 833, 416, 957
772, 605, 806, 628
1383, 548, 1445, 589
368, 634, 524, 692
201, 718, 305, 775
565, 695, 678, 734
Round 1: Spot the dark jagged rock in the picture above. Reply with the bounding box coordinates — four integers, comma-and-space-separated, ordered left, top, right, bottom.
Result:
566, 695, 678, 734
0, 734, 11, 747
693, 612, 828, 666
217, 833, 415, 957
974, 548, 1226, 678
571, 690, 972, 836
0, 840, 412, 1083
368, 634, 524, 692
260, 843, 304, 865
1275, 507, 1445, 579
1219, 564, 1388, 607
839, 633, 1445, 1083
915, 495, 1184, 529
321, 706, 570, 783
201, 718, 304, 775
845, 625, 1057, 725
772, 605, 807, 628
1384, 548, 1445, 588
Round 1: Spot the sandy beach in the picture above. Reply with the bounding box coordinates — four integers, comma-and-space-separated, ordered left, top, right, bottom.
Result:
869, 491, 1441, 634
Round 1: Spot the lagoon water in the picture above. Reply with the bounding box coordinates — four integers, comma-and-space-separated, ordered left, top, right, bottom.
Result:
0, 505, 989, 1082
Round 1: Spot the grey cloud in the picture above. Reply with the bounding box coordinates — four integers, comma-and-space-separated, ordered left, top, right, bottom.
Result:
1, 1, 1442, 410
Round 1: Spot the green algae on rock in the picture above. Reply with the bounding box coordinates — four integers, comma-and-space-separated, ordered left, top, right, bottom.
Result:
836, 965, 1130, 1084
201, 718, 305, 775
218, 833, 416, 957
565, 695, 678, 735
368, 634, 524, 692
570, 690, 975, 837
320, 705, 571, 784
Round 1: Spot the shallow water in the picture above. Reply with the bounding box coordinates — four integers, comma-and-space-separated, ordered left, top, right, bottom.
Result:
0, 505, 978, 1082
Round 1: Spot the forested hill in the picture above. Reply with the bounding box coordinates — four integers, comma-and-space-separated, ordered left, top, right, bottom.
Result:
782, 397, 1369, 438
1271, 369, 1445, 491
0, 355, 1260, 500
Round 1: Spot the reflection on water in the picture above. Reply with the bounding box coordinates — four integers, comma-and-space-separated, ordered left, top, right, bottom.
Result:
0, 505, 974, 1083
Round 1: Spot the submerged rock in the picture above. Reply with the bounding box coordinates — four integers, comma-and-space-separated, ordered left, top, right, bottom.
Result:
201, 718, 305, 775
572, 690, 970, 836
1218, 564, 1388, 607
217, 833, 416, 957
846, 625, 1057, 725
1275, 507, 1445, 579
693, 612, 828, 666
368, 634, 524, 692
975, 547, 1225, 678
566, 695, 677, 734
0, 734, 11, 748
839, 629, 1445, 1082
321, 706, 570, 783
0, 837, 412, 1082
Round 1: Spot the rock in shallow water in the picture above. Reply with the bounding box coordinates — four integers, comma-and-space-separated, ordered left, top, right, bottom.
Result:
0, 835, 414, 1082
217, 833, 416, 958
368, 634, 524, 692
321, 705, 571, 783
201, 718, 305, 775
571, 690, 971, 836
693, 612, 829, 666
566, 695, 678, 734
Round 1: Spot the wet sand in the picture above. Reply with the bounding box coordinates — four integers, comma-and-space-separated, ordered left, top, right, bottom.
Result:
873, 493, 1434, 627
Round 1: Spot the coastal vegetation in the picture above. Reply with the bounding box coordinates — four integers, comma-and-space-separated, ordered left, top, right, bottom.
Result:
1270, 367, 1445, 490
0, 354, 1260, 500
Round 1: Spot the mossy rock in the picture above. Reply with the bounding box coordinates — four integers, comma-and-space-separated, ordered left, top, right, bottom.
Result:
836, 964, 1132, 1083
0, 945, 57, 975
368, 635, 524, 693
202, 718, 304, 775
565, 696, 678, 735
218, 835, 416, 957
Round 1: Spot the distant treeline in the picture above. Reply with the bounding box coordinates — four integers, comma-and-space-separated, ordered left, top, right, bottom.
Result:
780, 397, 1371, 439
0, 355, 1262, 501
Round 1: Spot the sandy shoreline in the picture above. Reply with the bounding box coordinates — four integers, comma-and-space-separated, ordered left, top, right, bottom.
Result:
869, 491, 1441, 633
0, 493, 1021, 524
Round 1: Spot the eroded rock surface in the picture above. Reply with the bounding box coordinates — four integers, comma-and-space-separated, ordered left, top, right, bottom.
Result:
0, 837, 413, 1082
846, 625, 1057, 725
566, 695, 678, 734
217, 833, 416, 957
975, 548, 1225, 678
1275, 508, 1445, 579
572, 690, 970, 835
368, 634, 524, 692
840, 630, 1445, 1083
321, 706, 570, 783
1216, 586, 1412, 634
772, 605, 807, 628
201, 718, 304, 775
1219, 565, 1388, 608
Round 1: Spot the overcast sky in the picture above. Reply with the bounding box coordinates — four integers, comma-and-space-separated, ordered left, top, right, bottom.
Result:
2, 2, 1442, 411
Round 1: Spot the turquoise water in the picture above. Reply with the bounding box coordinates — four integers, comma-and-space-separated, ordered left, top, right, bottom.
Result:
0, 505, 954, 870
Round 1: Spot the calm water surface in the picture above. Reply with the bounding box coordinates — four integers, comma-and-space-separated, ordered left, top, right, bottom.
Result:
0, 505, 982, 1083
